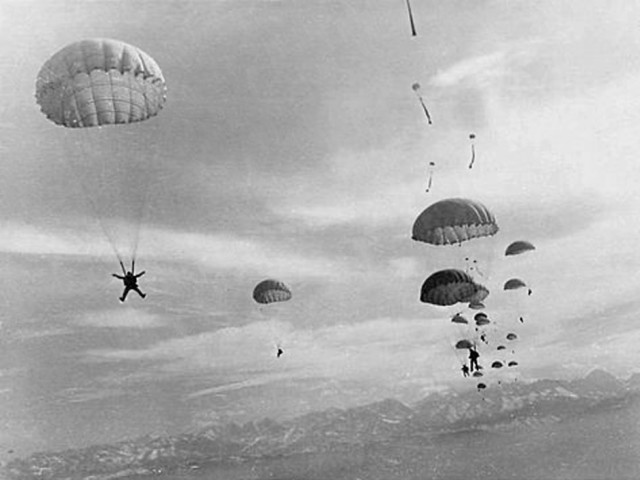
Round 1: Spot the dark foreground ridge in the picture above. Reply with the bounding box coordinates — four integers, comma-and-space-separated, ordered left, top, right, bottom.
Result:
5, 370, 640, 480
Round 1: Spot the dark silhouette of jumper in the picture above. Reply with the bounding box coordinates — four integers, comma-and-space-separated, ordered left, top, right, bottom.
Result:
112, 260, 146, 302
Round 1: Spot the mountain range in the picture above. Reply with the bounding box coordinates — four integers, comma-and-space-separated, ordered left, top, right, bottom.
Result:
4, 369, 640, 480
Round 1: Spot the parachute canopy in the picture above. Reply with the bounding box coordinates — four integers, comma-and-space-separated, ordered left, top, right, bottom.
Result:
506, 333, 518, 341
497, 345, 506, 351
472, 371, 483, 377
491, 361, 504, 369
468, 300, 485, 310
253, 279, 292, 305
420, 269, 489, 306
474, 312, 488, 322
505, 241, 536, 256
36, 38, 167, 128
412, 198, 498, 246
451, 313, 469, 324
455, 339, 474, 350
475, 317, 491, 327
504, 278, 527, 291
477, 382, 486, 390
508, 361, 519, 367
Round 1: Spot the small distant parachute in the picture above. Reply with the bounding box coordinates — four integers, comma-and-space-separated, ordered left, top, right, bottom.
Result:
477, 382, 487, 390
508, 361, 519, 367
503, 278, 530, 294
474, 312, 489, 322
506, 333, 518, 341
468, 133, 476, 169
425, 161, 436, 192
420, 269, 489, 306
468, 300, 486, 310
475, 317, 490, 327
505, 241, 536, 257
451, 313, 469, 324
497, 345, 506, 351
412, 198, 498, 246
455, 339, 474, 350
491, 361, 504, 369
412, 83, 432, 125
253, 279, 292, 305
472, 371, 483, 377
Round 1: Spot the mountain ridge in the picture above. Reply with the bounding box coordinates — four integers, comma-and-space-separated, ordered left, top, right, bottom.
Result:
4, 369, 639, 480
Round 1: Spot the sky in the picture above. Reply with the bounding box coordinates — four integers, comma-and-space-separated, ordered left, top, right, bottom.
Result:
1, 0, 640, 458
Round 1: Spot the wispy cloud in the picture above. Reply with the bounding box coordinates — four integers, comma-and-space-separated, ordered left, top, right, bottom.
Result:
0, 222, 347, 279
429, 41, 541, 89
73, 308, 165, 329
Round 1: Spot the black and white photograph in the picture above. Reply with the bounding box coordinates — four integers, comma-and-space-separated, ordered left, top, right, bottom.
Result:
1, 1, 640, 479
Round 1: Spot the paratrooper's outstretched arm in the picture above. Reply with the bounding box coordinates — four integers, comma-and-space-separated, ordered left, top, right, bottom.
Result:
112, 274, 124, 280
135, 271, 146, 278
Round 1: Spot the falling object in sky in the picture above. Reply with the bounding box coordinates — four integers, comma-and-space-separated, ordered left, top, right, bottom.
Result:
405, 0, 417, 36
468, 133, 476, 169
412, 83, 432, 125
505, 240, 536, 256
425, 162, 435, 192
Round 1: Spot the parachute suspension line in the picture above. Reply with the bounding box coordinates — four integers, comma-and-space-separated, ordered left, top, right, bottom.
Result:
61, 153, 125, 266
128, 160, 154, 263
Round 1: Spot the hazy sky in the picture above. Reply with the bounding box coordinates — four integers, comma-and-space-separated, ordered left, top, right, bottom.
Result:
1, 0, 640, 457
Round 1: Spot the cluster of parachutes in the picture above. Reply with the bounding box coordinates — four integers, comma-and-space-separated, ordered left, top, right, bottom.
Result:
412, 197, 537, 391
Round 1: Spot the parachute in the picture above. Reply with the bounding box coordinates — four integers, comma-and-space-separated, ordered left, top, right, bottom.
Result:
506, 333, 518, 341
425, 161, 436, 193
472, 371, 483, 377
504, 278, 528, 291
468, 133, 476, 169
468, 300, 485, 310
474, 312, 489, 323
455, 339, 474, 350
505, 241, 536, 256
451, 313, 469, 324
420, 269, 489, 306
477, 382, 486, 390
411, 83, 432, 125
36, 38, 167, 268
412, 198, 498, 246
508, 361, 519, 367
497, 345, 506, 351
491, 361, 504, 369
36, 39, 166, 128
253, 279, 292, 305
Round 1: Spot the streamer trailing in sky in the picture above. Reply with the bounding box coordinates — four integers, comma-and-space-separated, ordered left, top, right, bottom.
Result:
425, 161, 435, 192
412, 83, 432, 125
468, 133, 476, 169
406, 0, 417, 36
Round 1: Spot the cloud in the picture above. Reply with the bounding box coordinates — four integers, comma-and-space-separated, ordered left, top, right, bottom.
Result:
73, 308, 165, 329
0, 222, 346, 279
429, 41, 541, 89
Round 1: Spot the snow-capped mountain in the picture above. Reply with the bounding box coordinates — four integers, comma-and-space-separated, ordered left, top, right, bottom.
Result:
4, 370, 639, 480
